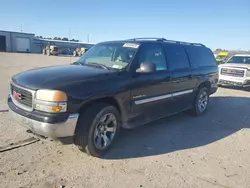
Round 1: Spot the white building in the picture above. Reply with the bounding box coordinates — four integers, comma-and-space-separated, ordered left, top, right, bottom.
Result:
0, 30, 95, 54
0, 30, 35, 53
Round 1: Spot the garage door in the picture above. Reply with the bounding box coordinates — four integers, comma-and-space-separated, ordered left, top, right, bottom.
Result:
0, 35, 6, 52
16, 38, 30, 52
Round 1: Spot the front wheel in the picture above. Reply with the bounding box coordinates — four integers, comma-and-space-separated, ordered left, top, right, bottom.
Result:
191, 87, 209, 116
74, 103, 121, 158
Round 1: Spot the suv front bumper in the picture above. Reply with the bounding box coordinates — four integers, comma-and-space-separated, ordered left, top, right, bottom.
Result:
218, 78, 250, 87
218, 75, 250, 87
8, 96, 79, 140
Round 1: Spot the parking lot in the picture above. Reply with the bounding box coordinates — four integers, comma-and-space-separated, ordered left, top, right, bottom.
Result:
0, 52, 250, 188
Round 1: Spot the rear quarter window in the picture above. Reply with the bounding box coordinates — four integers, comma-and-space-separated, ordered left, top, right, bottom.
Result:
184, 45, 217, 67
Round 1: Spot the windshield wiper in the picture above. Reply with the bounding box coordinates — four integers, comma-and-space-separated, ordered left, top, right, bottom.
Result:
86, 62, 110, 70
71, 61, 83, 65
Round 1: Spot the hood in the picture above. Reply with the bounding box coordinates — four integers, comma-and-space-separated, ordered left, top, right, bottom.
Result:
219, 63, 250, 70
12, 65, 113, 90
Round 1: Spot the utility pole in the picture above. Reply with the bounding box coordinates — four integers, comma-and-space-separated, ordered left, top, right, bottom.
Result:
87, 34, 90, 43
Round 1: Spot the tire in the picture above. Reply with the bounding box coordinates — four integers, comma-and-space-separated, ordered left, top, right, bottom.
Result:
190, 87, 209, 116
74, 103, 121, 158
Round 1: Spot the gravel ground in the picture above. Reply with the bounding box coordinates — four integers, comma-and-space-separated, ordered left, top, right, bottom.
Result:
0, 52, 250, 188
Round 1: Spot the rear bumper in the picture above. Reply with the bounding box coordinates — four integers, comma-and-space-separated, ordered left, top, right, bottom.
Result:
8, 96, 79, 140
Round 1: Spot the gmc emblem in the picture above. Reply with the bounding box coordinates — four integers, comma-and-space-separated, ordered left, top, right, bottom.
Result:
13, 90, 22, 100
227, 70, 235, 74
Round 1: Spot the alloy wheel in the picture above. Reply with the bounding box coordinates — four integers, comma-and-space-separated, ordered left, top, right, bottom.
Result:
197, 90, 208, 112
93, 113, 117, 150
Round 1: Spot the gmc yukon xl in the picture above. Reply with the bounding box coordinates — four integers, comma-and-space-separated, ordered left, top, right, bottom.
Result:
8, 38, 218, 158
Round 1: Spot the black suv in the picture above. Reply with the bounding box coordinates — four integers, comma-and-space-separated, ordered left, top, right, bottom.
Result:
8, 38, 218, 158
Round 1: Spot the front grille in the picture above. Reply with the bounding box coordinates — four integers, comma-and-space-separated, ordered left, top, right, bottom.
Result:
11, 84, 33, 108
221, 68, 245, 77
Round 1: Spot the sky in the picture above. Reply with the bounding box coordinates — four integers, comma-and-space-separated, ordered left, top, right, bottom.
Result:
0, 0, 250, 51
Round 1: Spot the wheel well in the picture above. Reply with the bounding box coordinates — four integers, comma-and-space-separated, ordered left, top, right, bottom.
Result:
198, 81, 211, 91
78, 97, 121, 117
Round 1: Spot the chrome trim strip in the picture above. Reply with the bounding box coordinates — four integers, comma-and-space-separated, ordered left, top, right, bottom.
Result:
134, 89, 194, 105
10, 81, 36, 112
172, 89, 194, 97
68, 113, 79, 119
135, 94, 172, 105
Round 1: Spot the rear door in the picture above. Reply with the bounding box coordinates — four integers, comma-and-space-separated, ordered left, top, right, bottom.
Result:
163, 43, 197, 111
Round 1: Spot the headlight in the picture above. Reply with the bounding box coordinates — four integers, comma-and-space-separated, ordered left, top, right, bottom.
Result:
34, 90, 67, 113
246, 70, 250, 77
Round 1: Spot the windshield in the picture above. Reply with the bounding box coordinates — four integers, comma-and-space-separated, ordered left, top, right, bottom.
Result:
75, 42, 139, 69
226, 56, 250, 64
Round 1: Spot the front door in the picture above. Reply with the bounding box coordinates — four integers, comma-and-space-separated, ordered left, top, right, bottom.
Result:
129, 43, 175, 123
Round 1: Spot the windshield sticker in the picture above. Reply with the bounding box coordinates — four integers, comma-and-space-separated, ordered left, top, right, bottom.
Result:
112, 65, 123, 69
123, 43, 140, 49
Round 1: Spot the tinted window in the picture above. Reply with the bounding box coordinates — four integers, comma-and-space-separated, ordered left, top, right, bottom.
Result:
184, 45, 217, 67
226, 56, 250, 64
138, 44, 167, 71
163, 44, 190, 70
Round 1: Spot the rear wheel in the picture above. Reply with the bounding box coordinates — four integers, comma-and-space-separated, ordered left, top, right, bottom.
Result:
74, 103, 121, 158
191, 87, 209, 116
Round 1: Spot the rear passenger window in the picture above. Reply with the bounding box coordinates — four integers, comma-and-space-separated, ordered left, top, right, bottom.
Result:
163, 44, 190, 70
184, 45, 217, 67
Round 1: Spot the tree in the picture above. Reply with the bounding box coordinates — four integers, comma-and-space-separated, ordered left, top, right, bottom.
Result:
62, 37, 69, 41
70, 39, 79, 42
53, 37, 58, 40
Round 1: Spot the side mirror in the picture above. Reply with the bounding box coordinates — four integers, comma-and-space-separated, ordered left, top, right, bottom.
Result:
136, 62, 156, 73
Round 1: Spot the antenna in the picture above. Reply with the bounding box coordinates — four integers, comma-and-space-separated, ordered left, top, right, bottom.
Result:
87, 34, 90, 43
69, 29, 72, 63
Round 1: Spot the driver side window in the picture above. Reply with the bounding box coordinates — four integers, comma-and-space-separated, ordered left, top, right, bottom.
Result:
138, 44, 167, 71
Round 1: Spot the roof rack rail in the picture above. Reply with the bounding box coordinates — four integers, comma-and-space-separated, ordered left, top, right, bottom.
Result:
127, 37, 204, 46
127, 37, 167, 41
163, 39, 204, 46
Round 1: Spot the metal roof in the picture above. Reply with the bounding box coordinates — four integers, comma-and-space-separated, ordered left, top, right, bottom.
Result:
0, 30, 34, 35
38, 38, 95, 45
